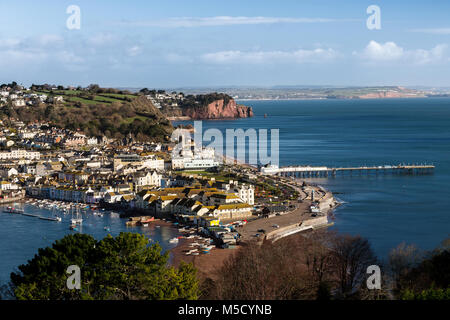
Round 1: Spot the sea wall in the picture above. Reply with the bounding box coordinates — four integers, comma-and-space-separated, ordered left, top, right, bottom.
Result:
318, 190, 338, 212
301, 215, 329, 227
265, 215, 329, 241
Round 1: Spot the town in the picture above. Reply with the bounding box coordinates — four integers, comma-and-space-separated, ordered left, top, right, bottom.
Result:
0, 82, 337, 257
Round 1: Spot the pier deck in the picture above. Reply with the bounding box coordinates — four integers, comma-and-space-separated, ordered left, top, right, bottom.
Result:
264, 164, 435, 177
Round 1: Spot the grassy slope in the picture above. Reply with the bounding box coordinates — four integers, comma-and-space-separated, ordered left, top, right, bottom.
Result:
15, 90, 173, 141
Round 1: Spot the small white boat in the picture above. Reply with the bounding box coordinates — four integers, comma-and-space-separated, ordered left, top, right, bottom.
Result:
169, 237, 179, 244
71, 218, 82, 224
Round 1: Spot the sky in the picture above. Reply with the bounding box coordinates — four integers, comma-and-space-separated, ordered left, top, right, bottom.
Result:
1, 0, 450, 88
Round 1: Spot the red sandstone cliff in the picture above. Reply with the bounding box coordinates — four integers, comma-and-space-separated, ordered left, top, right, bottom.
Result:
181, 99, 253, 120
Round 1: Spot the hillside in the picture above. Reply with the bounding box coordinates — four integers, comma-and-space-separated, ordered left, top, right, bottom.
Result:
0, 86, 254, 141
1, 88, 173, 142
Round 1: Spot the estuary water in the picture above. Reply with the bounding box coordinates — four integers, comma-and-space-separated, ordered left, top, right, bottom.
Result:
177, 98, 450, 258
0, 204, 179, 285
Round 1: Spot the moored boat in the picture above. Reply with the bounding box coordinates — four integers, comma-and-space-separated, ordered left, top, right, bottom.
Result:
3, 207, 24, 214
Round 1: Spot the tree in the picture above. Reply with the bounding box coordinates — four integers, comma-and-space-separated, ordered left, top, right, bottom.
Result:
331, 234, 377, 297
139, 88, 150, 95
87, 84, 100, 93
316, 281, 332, 300
11, 233, 97, 300
9, 232, 199, 300
388, 242, 422, 292
44, 104, 54, 119
211, 237, 317, 300
401, 287, 450, 300
92, 232, 199, 300
304, 231, 335, 287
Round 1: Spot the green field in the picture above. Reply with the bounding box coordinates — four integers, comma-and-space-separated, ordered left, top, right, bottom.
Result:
31, 90, 138, 106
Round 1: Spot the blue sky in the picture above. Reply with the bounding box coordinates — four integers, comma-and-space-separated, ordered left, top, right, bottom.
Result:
1, 0, 450, 88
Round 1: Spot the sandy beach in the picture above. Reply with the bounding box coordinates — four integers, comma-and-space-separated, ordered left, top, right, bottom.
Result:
170, 237, 240, 280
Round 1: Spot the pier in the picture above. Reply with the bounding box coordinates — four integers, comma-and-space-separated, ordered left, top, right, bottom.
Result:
4, 208, 61, 222
261, 164, 435, 177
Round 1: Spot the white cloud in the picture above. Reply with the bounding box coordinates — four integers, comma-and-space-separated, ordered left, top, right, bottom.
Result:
57, 51, 84, 64
359, 41, 404, 61
0, 38, 21, 48
410, 28, 450, 35
35, 34, 64, 47
87, 33, 117, 46
410, 44, 447, 65
201, 48, 338, 64
164, 53, 193, 63
120, 16, 347, 28
0, 34, 81, 70
355, 40, 448, 65
0, 33, 146, 72
126, 45, 142, 57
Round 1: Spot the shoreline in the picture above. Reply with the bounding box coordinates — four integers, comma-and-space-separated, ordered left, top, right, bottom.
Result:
170, 237, 240, 280
17, 171, 341, 276
170, 116, 253, 121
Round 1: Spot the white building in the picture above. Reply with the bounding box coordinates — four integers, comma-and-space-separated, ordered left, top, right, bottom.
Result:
183, 158, 220, 169
235, 184, 255, 205
260, 164, 280, 175
18, 131, 37, 139
132, 170, 162, 189
142, 156, 164, 171
86, 137, 98, 145
171, 157, 186, 170
0, 181, 11, 191
12, 99, 26, 107
0, 167, 18, 178
0, 149, 41, 160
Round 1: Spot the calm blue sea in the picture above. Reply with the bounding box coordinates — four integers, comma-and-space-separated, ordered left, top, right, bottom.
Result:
177, 98, 450, 258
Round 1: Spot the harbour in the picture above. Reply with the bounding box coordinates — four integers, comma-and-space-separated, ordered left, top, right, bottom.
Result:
0, 201, 181, 285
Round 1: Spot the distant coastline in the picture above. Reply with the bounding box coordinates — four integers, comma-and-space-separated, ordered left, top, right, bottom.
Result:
235, 96, 432, 102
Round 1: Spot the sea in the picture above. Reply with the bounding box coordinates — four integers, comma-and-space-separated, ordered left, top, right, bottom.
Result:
176, 98, 450, 257
1, 97, 450, 285
0, 204, 180, 285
